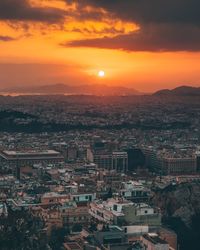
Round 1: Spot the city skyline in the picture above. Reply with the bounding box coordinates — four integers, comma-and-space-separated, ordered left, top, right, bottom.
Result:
0, 0, 200, 92
1, 2, 200, 250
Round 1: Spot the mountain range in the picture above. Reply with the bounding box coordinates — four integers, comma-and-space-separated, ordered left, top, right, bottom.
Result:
1, 84, 200, 96
0, 83, 141, 96
154, 86, 200, 96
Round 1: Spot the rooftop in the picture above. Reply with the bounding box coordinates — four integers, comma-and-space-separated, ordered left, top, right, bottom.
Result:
143, 234, 168, 245
2, 150, 60, 156
63, 242, 82, 250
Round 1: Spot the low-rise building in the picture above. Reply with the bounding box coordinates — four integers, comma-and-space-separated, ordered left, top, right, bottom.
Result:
41, 192, 69, 204
140, 233, 169, 250
70, 192, 96, 203
89, 198, 161, 226
94, 225, 127, 247
120, 181, 150, 202
0, 150, 64, 178
60, 201, 90, 227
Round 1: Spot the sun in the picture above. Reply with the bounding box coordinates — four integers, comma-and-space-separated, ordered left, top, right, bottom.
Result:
98, 70, 105, 78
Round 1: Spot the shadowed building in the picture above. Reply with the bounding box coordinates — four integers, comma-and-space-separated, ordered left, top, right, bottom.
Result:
126, 148, 145, 172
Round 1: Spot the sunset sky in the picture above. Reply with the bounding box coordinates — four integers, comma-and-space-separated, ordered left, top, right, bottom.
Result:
0, 0, 200, 92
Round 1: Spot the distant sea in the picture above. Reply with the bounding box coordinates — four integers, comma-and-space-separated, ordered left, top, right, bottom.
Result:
0, 92, 74, 96
0, 92, 34, 96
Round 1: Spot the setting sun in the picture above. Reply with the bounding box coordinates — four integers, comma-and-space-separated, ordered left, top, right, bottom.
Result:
0, 0, 199, 93
98, 70, 105, 78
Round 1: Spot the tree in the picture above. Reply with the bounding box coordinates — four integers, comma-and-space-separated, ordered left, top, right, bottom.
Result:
71, 224, 82, 233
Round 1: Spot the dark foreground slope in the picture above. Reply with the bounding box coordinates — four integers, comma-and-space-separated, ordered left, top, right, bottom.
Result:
152, 182, 200, 250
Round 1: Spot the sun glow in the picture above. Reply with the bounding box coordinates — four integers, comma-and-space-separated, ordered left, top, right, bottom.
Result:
98, 70, 105, 78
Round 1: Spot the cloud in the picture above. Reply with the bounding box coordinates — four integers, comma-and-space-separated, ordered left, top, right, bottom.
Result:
0, 0, 66, 23
63, 0, 200, 52
70, 26, 133, 36
65, 24, 200, 52
0, 35, 16, 42
1, 1, 199, 51
66, 0, 200, 25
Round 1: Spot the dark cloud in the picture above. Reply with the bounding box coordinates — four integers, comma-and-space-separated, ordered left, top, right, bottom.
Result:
66, 0, 200, 25
70, 26, 128, 35
64, 0, 111, 22
0, 0, 66, 23
63, 0, 200, 52
65, 24, 200, 52
0, 35, 16, 42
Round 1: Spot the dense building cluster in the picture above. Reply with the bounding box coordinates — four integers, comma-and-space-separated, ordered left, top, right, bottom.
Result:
0, 95, 200, 249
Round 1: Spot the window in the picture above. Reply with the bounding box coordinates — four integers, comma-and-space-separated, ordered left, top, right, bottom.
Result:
113, 204, 118, 211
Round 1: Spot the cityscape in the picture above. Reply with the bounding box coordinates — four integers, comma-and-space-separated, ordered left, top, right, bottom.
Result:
0, 1, 200, 250
0, 94, 200, 250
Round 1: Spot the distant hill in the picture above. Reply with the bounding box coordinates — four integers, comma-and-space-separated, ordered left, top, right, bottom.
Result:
154, 86, 200, 96
1, 83, 141, 96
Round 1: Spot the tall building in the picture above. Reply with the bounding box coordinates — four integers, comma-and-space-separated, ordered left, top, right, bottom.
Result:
162, 157, 197, 175
142, 147, 197, 175
112, 152, 128, 172
195, 151, 200, 172
87, 148, 128, 172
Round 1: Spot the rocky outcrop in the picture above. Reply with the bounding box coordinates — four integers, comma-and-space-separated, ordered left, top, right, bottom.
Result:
152, 182, 200, 226
151, 182, 200, 250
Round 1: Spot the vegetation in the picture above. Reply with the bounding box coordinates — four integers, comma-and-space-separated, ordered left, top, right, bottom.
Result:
0, 208, 47, 250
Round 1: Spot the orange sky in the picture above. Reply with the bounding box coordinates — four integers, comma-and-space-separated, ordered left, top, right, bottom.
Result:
0, 0, 200, 92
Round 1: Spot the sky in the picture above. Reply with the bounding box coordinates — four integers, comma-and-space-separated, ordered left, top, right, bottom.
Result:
0, 0, 200, 92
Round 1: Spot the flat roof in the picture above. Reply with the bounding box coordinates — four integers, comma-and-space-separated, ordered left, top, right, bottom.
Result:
143, 234, 168, 245
109, 225, 123, 232
0, 150, 63, 161
2, 150, 60, 156
63, 242, 82, 250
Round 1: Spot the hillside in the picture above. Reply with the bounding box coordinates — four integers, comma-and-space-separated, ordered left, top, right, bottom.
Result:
152, 182, 200, 250
154, 86, 200, 96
